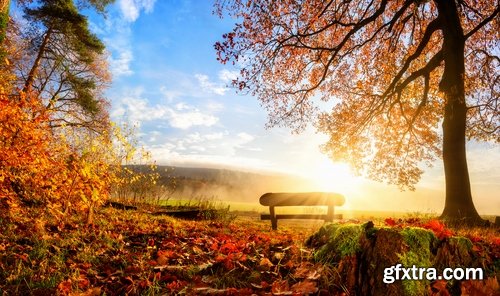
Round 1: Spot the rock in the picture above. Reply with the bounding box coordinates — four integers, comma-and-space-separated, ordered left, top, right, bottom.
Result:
307, 222, 498, 295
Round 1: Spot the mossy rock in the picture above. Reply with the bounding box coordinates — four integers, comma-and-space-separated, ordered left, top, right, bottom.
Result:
313, 223, 364, 262
307, 222, 498, 296
434, 236, 473, 269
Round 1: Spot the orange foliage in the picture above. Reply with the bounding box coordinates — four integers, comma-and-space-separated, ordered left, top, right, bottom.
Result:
0, 92, 57, 216
215, 0, 499, 192
0, 90, 119, 223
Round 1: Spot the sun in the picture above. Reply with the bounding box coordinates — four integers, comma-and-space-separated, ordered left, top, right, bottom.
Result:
305, 157, 361, 195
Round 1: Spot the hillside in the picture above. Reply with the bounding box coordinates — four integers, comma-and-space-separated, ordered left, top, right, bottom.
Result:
124, 165, 316, 203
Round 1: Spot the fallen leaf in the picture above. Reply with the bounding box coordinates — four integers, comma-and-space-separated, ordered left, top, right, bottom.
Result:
77, 275, 90, 289
75, 287, 102, 296
291, 280, 318, 295
260, 257, 273, 268
429, 280, 450, 296
271, 279, 292, 295
192, 245, 203, 254
385, 218, 397, 226
57, 279, 72, 295
461, 278, 499, 296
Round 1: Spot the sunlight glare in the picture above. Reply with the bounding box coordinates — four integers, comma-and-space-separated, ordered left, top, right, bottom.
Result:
305, 157, 361, 196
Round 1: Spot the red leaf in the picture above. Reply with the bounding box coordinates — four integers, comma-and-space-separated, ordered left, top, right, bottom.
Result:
429, 280, 450, 296
57, 279, 72, 295
271, 279, 291, 295
77, 275, 90, 289
423, 220, 444, 233
220, 242, 238, 254
460, 278, 499, 296
385, 218, 397, 226
291, 280, 318, 295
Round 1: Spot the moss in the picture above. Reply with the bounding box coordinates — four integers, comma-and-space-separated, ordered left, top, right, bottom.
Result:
399, 227, 435, 266
397, 227, 436, 296
314, 224, 363, 262
448, 236, 472, 254
435, 236, 473, 271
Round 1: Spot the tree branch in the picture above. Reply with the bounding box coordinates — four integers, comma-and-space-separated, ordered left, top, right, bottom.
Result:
464, 4, 500, 40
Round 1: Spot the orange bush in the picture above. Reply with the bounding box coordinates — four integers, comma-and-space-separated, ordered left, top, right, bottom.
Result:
0, 93, 58, 217
0, 92, 118, 223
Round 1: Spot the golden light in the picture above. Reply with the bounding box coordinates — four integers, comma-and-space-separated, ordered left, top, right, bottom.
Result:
305, 158, 359, 190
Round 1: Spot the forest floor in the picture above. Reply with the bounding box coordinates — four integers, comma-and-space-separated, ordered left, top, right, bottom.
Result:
0, 205, 498, 295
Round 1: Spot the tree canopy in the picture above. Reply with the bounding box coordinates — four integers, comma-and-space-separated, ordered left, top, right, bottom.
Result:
0, 0, 112, 133
215, 0, 499, 223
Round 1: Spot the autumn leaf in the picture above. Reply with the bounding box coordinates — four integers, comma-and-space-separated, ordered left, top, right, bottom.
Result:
271, 279, 292, 295
293, 263, 322, 280
429, 280, 450, 296
422, 220, 453, 239
77, 275, 90, 290
291, 280, 318, 295
460, 278, 500, 296
76, 287, 102, 296
385, 218, 397, 227
259, 257, 274, 269
57, 279, 72, 295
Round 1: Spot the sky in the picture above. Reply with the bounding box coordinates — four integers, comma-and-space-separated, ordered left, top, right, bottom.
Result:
81, 0, 498, 214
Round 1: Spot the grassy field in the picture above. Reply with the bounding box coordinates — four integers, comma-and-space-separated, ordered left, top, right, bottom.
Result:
160, 198, 498, 223
2, 199, 497, 295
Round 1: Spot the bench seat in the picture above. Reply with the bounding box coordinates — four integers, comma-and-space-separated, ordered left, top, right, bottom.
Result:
259, 192, 345, 229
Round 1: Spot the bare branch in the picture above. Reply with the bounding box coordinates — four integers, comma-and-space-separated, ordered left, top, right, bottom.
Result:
464, 4, 500, 40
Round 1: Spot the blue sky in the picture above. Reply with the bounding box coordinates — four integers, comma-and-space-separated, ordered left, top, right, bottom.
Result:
83, 0, 498, 214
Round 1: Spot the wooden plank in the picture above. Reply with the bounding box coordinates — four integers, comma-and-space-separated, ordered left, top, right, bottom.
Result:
259, 192, 345, 207
261, 214, 343, 220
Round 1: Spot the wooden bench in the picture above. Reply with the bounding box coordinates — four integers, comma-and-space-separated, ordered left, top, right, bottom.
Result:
260, 192, 345, 230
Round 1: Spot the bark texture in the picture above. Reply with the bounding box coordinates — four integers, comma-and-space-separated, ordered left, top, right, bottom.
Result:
436, 0, 483, 224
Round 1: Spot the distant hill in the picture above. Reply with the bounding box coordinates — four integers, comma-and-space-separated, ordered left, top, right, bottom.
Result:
124, 165, 315, 203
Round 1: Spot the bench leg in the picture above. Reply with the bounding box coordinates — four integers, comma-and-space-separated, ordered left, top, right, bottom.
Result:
326, 206, 334, 222
270, 206, 277, 230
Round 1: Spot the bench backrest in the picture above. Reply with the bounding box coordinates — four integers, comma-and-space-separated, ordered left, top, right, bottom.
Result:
259, 192, 345, 207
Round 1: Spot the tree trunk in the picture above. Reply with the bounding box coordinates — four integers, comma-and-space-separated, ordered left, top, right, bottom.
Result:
436, 0, 483, 225
23, 27, 52, 93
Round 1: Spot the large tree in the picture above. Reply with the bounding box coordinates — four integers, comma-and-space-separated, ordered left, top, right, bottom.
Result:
1, 0, 113, 132
215, 0, 499, 224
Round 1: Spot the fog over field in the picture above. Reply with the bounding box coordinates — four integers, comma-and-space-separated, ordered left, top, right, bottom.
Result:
129, 165, 498, 216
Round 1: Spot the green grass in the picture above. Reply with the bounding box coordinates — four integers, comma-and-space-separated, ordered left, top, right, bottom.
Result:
2, 200, 497, 295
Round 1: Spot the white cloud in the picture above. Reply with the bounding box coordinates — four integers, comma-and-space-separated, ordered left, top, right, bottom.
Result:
174, 102, 190, 110
195, 74, 227, 95
97, 16, 135, 77
112, 93, 219, 129
103, 0, 156, 77
205, 132, 226, 140
218, 69, 239, 83
146, 142, 273, 172
206, 101, 225, 112
157, 71, 235, 102
148, 130, 162, 142
109, 49, 133, 76
119, 0, 157, 22
167, 108, 218, 129
237, 132, 255, 144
